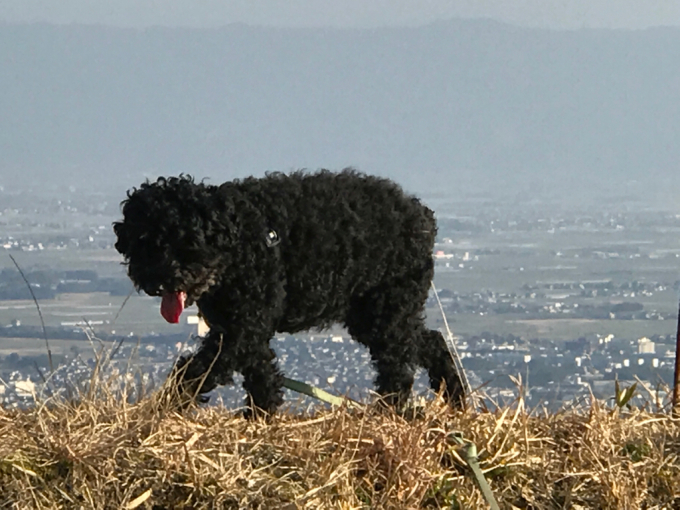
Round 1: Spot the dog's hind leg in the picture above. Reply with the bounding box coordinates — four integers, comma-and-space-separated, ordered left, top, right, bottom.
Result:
345, 283, 422, 410
417, 328, 466, 409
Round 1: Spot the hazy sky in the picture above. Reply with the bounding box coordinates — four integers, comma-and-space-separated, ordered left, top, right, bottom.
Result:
2, 0, 680, 30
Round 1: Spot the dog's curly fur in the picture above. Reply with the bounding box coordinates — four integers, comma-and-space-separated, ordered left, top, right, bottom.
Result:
114, 169, 465, 415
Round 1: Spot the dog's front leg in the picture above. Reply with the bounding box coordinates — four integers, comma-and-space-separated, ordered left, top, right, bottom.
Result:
233, 336, 285, 418
169, 330, 236, 406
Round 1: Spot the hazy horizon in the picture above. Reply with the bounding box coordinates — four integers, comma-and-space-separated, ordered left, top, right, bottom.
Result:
2, 17, 680, 204
3, 1, 680, 30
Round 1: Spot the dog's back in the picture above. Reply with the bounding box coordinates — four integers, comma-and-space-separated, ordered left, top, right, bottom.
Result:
224, 169, 437, 331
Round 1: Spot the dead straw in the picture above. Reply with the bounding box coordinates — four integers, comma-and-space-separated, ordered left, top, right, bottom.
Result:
8, 254, 53, 374
2, 353, 680, 509
673, 296, 680, 417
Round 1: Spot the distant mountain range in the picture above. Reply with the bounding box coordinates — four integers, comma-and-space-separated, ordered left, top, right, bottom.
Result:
1, 20, 679, 197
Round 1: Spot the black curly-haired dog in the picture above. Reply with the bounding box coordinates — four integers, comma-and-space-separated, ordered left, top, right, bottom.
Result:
113, 169, 464, 415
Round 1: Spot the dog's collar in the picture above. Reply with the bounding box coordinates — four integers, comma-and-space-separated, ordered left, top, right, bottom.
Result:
265, 228, 280, 247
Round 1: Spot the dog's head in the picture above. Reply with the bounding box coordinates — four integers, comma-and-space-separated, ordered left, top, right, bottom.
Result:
113, 175, 231, 323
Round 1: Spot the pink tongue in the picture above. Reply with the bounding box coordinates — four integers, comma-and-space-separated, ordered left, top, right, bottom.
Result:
161, 291, 186, 323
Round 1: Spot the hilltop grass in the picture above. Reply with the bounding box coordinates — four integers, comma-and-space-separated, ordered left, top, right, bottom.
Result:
2, 383, 680, 509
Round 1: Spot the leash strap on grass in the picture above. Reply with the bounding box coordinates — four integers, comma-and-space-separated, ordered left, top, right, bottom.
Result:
450, 434, 500, 510
282, 377, 363, 409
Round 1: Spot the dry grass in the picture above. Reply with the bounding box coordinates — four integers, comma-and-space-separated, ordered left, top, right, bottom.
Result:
2, 381, 680, 509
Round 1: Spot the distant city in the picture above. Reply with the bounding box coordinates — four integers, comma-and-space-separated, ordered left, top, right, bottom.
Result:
1, 185, 679, 412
